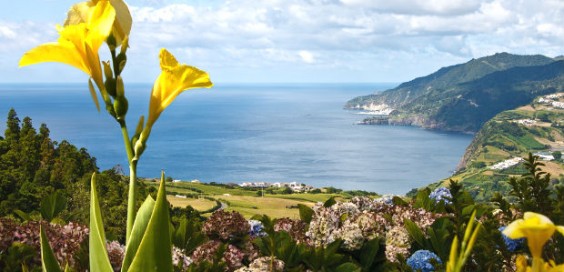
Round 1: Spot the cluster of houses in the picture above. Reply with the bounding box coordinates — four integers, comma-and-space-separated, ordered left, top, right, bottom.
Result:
489, 152, 555, 170
238, 181, 314, 193
489, 157, 524, 170
537, 93, 564, 109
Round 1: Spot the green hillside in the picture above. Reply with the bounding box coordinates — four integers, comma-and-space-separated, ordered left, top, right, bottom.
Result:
346, 53, 564, 132
438, 93, 564, 201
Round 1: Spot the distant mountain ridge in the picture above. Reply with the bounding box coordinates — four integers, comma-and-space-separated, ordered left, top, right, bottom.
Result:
346, 53, 564, 132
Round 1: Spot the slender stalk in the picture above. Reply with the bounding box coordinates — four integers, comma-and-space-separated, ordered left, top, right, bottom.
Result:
119, 121, 137, 244
126, 160, 137, 243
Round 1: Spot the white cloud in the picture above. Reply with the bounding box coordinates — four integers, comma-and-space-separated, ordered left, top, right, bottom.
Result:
298, 50, 315, 63
3, 0, 564, 83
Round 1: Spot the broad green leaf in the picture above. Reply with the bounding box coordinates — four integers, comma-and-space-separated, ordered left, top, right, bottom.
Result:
359, 238, 380, 270
297, 204, 313, 224
127, 173, 173, 272
392, 196, 408, 206
40, 226, 62, 272
40, 191, 67, 222
404, 219, 426, 248
14, 209, 31, 221
89, 173, 113, 272
121, 195, 155, 272
323, 196, 336, 207
335, 262, 361, 272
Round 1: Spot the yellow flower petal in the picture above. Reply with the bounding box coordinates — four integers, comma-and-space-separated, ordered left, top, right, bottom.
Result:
504, 212, 557, 259
147, 49, 212, 126
64, 1, 93, 26
19, 42, 87, 74
87, 0, 116, 52
108, 0, 132, 44
65, 0, 130, 46
557, 226, 564, 236
503, 219, 525, 239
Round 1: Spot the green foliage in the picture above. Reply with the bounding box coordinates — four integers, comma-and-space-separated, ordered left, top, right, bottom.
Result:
301, 240, 360, 272
347, 53, 564, 132
298, 204, 314, 224
252, 215, 304, 270
40, 226, 63, 272
0, 109, 97, 216
40, 191, 67, 222
509, 153, 553, 215
172, 218, 207, 255
0, 242, 40, 272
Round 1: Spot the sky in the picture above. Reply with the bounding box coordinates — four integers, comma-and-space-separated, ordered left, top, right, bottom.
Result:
1, 0, 563, 83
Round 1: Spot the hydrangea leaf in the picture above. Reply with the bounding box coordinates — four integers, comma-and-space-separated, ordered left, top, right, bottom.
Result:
297, 204, 313, 224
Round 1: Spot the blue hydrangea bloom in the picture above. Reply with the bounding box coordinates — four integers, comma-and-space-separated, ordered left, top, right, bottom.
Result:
429, 187, 452, 205
498, 226, 525, 252
407, 250, 442, 272
377, 194, 395, 205
248, 220, 267, 238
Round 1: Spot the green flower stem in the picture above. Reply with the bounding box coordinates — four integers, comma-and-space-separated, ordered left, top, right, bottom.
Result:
126, 160, 138, 243
119, 122, 137, 243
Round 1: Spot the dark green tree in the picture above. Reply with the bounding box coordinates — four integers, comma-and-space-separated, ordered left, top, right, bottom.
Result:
509, 153, 553, 216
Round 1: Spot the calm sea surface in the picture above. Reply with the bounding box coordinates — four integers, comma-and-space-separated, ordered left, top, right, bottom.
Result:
0, 83, 472, 195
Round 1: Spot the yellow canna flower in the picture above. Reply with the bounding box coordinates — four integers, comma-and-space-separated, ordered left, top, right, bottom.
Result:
502, 212, 564, 259
19, 0, 115, 89
65, 0, 131, 46
147, 48, 213, 127
514, 255, 564, 272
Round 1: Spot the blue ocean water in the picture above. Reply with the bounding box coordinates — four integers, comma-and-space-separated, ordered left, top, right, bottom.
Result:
0, 83, 472, 195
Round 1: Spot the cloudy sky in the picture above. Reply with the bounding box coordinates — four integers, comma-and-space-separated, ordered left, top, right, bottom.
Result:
1, 0, 563, 83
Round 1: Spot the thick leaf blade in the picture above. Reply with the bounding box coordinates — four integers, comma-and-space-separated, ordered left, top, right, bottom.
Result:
335, 262, 361, 272
40, 191, 67, 222
122, 195, 155, 272
40, 226, 62, 272
297, 204, 313, 224
127, 173, 173, 272
359, 238, 380, 270
89, 173, 113, 272
323, 196, 336, 207
404, 219, 426, 248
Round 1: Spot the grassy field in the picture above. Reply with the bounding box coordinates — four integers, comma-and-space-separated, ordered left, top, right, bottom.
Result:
146, 181, 346, 218
166, 196, 217, 211
218, 195, 315, 219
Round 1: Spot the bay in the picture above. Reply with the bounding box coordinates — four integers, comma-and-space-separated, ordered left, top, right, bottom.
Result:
0, 83, 472, 195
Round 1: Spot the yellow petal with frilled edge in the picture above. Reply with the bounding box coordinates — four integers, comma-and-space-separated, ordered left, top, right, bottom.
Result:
503, 212, 556, 258
66, 0, 130, 46
64, 1, 93, 26
87, 0, 116, 52
147, 49, 213, 125
108, 0, 132, 45
19, 42, 87, 73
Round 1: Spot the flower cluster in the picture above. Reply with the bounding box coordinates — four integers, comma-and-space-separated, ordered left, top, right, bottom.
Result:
385, 226, 411, 262
191, 240, 258, 271
498, 226, 525, 252
247, 220, 266, 238
202, 210, 250, 241
406, 249, 442, 272
0, 219, 89, 269
235, 256, 285, 272
273, 217, 310, 245
306, 197, 442, 259
172, 246, 193, 271
106, 240, 125, 271
306, 202, 360, 248
429, 187, 452, 205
